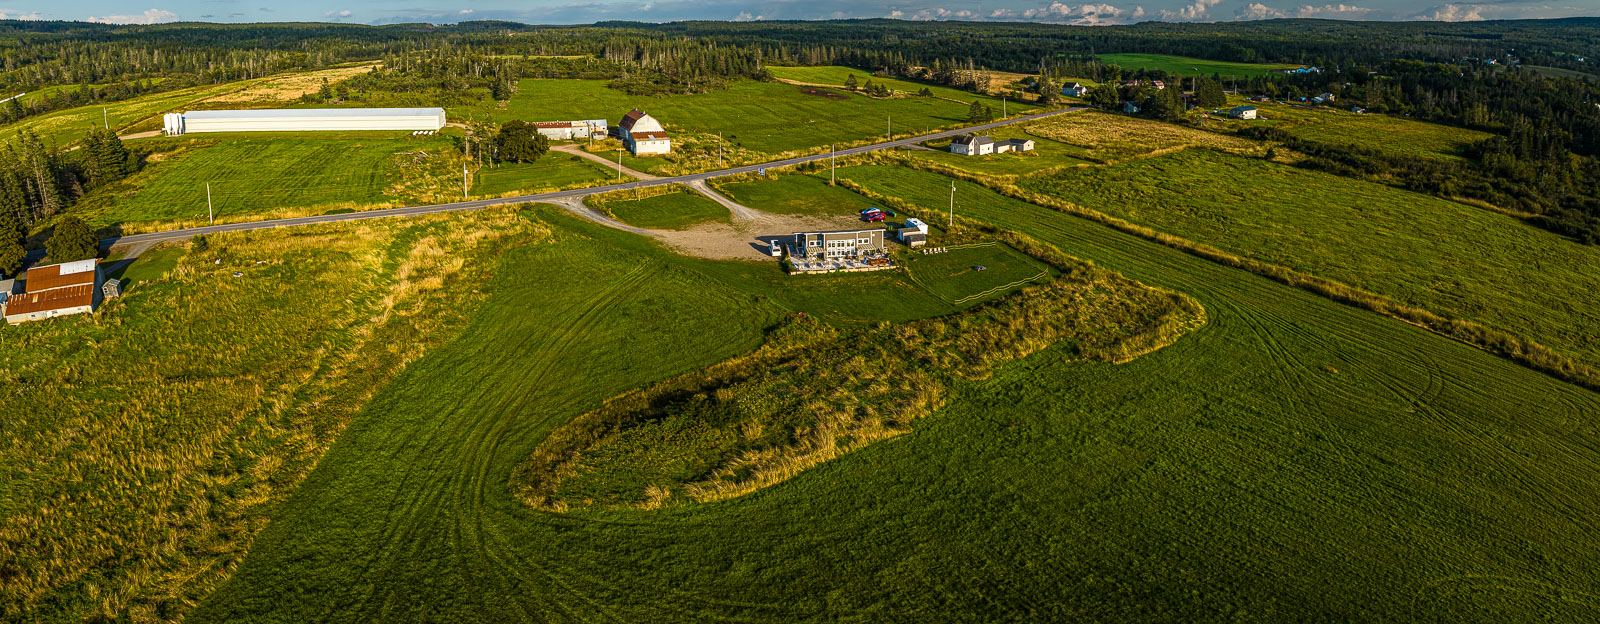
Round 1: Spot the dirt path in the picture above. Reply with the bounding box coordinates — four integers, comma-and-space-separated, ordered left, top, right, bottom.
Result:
685, 179, 767, 223
551, 144, 658, 181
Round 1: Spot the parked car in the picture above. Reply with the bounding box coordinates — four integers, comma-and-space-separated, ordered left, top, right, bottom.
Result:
860, 208, 882, 215
865, 213, 886, 222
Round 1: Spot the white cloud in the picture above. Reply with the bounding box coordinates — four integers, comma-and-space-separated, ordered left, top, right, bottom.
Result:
323, 9, 352, 17
886, 9, 905, 18
458, 8, 474, 14
1298, 3, 1376, 17
733, 10, 764, 20
0, 10, 44, 19
1018, 2, 1143, 25
908, 7, 976, 19
1160, 0, 1220, 21
1236, 2, 1286, 18
86, 7, 178, 24
1413, 3, 1486, 21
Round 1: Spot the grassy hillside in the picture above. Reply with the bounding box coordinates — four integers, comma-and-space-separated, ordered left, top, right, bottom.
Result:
0, 80, 259, 148
1227, 99, 1492, 160
1011, 149, 1600, 370
467, 78, 1026, 153
183, 177, 1600, 622
1098, 53, 1299, 78
0, 208, 545, 622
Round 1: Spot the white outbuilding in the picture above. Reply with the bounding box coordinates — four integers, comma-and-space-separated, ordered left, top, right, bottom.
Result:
163, 107, 447, 136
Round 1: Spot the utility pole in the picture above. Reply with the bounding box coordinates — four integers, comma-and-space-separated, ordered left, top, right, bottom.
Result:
830, 143, 836, 186
206, 183, 214, 224
462, 161, 468, 199
948, 180, 955, 228
718, 133, 723, 167
102, 108, 109, 130
887, 115, 892, 142
617, 148, 623, 179
1003, 96, 1007, 118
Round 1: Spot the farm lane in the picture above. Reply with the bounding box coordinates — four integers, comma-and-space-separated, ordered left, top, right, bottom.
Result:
550, 143, 660, 181
59, 106, 1084, 259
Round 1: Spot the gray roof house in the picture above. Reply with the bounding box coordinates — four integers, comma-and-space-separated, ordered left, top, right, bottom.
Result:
950, 134, 995, 156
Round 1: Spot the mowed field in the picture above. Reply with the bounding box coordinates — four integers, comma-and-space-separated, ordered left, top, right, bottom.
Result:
175, 174, 1600, 622
912, 126, 1095, 176
1098, 53, 1300, 78
473, 152, 618, 197
767, 65, 1033, 106
1015, 149, 1600, 370
1231, 99, 1493, 160
70, 135, 457, 229
475, 77, 1025, 153
714, 173, 883, 217
597, 188, 730, 229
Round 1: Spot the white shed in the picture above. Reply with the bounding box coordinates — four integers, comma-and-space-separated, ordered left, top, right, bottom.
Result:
170, 108, 447, 135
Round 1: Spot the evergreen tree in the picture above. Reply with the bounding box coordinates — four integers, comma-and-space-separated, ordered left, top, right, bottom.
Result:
46, 216, 97, 262
967, 100, 991, 124
844, 74, 858, 91
1087, 84, 1120, 110
0, 211, 24, 277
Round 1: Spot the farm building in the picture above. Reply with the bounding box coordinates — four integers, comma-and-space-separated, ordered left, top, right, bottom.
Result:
899, 217, 930, 247
995, 138, 1035, 154
1229, 105, 1258, 120
950, 134, 994, 156
3, 259, 103, 325
1061, 82, 1087, 97
619, 109, 671, 155
793, 228, 886, 260
533, 120, 607, 141
162, 108, 447, 136
1316, 92, 1337, 102
1123, 101, 1143, 114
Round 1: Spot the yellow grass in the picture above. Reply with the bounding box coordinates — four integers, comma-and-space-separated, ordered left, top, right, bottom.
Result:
198, 63, 381, 104
1026, 110, 1262, 162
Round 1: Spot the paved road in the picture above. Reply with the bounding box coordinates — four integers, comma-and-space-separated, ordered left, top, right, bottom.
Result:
53, 106, 1083, 259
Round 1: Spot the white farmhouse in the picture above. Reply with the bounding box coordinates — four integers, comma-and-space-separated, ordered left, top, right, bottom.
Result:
1228, 105, 1258, 120
995, 138, 1035, 154
950, 134, 994, 156
1061, 82, 1087, 97
619, 109, 671, 155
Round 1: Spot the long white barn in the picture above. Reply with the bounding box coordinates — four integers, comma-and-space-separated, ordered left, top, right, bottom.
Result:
163, 107, 447, 136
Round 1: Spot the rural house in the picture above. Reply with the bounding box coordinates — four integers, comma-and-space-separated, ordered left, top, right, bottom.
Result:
619, 109, 671, 155
1229, 105, 1258, 120
1122, 101, 1142, 114
994, 138, 1035, 153
1061, 82, 1087, 97
3, 259, 103, 325
1317, 92, 1337, 102
794, 229, 886, 260
950, 134, 995, 156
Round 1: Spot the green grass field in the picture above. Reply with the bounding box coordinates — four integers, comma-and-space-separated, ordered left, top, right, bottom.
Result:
466, 77, 1026, 154
70, 136, 457, 228
473, 152, 618, 197
902, 242, 1053, 304
713, 173, 884, 217
1524, 65, 1598, 82
0, 80, 257, 149
170, 174, 1600, 622
596, 188, 730, 229
767, 66, 1034, 108
1230, 99, 1492, 160
1011, 149, 1600, 370
1098, 53, 1300, 78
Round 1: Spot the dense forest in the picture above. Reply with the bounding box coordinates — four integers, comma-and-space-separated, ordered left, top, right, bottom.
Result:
3, 17, 1600, 240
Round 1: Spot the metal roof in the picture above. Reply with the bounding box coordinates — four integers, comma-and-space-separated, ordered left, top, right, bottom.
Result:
183, 108, 445, 120
5, 283, 92, 316
26, 259, 97, 293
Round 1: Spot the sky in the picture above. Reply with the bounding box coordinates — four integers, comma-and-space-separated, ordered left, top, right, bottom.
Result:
0, 0, 1596, 26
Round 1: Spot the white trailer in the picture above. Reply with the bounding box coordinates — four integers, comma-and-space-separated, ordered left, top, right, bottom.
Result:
167, 107, 447, 135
